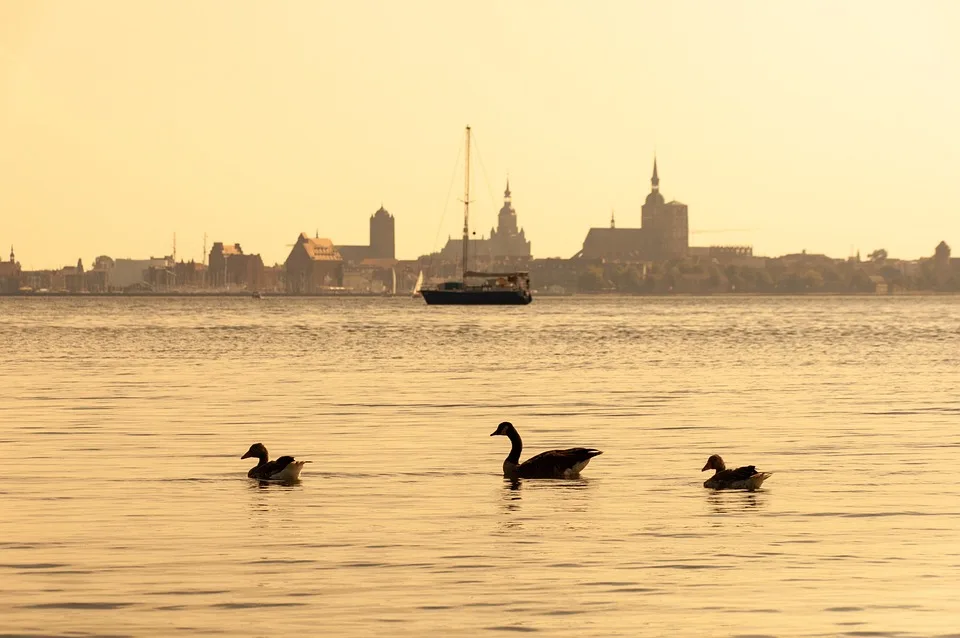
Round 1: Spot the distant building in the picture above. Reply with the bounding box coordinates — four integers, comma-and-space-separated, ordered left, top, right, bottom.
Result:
437, 180, 532, 264
370, 206, 395, 259
284, 233, 344, 293
489, 181, 531, 258
0, 246, 21, 293
174, 261, 207, 288
579, 228, 647, 261
343, 262, 396, 294
338, 206, 397, 263
110, 256, 174, 289
868, 275, 889, 295
61, 259, 85, 292
641, 159, 688, 260
208, 242, 265, 289
576, 159, 689, 262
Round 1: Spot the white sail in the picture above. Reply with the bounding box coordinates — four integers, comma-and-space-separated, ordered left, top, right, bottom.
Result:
412, 270, 424, 296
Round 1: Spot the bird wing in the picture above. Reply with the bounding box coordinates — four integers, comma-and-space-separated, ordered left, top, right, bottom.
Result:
718, 465, 758, 483
518, 447, 602, 477
249, 456, 296, 480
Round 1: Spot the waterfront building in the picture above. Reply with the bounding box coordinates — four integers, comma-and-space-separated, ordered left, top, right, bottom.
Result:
338, 206, 397, 263
435, 179, 532, 265
0, 246, 21, 293
284, 232, 344, 293
576, 159, 689, 262
110, 256, 175, 289
208, 243, 265, 290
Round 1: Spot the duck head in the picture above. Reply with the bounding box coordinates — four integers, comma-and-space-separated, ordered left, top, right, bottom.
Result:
702, 454, 726, 472
242, 442, 268, 461
490, 421, 515, 437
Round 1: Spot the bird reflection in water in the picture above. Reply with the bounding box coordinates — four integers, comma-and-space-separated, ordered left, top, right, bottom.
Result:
496, 477, 596, 535
707, 490, 765, 517
498, 477, 523, 513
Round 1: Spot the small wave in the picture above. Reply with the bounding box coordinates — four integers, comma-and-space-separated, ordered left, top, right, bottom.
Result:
22, 602, 133, 610
210, 602, 306, 609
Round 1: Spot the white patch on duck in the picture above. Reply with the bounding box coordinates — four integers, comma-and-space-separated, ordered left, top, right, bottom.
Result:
563, 458, 593, 478
267, 460, 306, 482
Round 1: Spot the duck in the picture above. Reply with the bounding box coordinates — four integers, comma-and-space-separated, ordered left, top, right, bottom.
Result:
701, 454, 772, 490
490, 421, 603, 479
241, 442, 308, 481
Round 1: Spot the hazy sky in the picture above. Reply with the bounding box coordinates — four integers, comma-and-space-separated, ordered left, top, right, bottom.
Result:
1, 0, 958, 268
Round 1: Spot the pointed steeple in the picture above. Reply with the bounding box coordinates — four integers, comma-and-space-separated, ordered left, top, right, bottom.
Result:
504, 178, 511, 199
9, 245, 14, 263
651, 156, 660, 191
610, 210, 616, 229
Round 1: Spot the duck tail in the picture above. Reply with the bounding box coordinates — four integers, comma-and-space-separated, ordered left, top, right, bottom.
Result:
749, 472, 773, 490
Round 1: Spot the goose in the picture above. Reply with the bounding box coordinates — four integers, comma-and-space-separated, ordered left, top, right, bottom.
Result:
701, 454, 772, 490
490, 421, 603, 479
241, 442, 308, 481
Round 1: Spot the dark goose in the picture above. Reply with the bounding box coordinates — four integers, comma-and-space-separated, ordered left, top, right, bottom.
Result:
490, 421, 602, 479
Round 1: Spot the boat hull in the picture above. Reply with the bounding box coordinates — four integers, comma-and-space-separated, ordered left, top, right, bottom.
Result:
421, 289, 532, 305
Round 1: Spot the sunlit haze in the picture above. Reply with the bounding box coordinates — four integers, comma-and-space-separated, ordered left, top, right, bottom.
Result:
1, 0, 958, 269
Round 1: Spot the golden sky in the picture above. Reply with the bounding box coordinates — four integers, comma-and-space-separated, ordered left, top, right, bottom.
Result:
1, 0, 958, 268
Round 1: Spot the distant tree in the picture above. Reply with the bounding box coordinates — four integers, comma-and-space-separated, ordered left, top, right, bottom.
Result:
577, 266, 607, 292
868, 248, 888, 263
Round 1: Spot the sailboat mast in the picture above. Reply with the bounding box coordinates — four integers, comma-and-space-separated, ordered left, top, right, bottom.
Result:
462, 126, 471, 279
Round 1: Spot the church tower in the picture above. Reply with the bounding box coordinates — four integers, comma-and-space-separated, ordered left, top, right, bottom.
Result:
369, 206, 395, 259
641, 157, 688, 261
488, 178, 531, 259
497, 179, 519, 236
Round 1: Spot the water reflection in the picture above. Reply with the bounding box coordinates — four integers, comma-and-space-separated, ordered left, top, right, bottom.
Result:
706, 490, 766, 516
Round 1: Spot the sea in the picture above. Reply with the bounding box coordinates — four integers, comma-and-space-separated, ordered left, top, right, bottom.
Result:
1, 296, 958, 637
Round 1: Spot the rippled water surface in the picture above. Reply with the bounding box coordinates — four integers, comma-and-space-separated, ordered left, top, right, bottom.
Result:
2, 296, 959, 637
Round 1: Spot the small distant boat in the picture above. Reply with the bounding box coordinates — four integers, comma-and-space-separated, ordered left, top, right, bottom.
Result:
412, 271, 424, 298
421, 127, 533, 306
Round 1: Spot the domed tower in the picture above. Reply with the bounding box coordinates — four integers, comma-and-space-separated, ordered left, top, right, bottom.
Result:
489, 179, 531, 259
369, 205, 395, 259
497, 179, 519, 236
641, 157, 687, 260
641, 157, 665, 228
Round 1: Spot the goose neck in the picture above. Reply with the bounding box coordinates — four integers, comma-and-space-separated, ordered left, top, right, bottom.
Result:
506, 429, 522, 464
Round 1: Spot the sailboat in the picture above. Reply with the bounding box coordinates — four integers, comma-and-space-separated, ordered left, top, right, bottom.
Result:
412, 271, 424, 298
421, 127, 533, 306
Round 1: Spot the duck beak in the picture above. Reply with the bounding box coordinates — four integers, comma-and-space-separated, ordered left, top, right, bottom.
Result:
701, 462, 711, 471
241, 451, 252, 459
489, 430, 499, 437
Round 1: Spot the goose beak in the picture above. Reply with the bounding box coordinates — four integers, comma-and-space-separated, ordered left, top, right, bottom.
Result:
241, 451, 252, 459
489, 430, 499, 437
701, 461, 711, 471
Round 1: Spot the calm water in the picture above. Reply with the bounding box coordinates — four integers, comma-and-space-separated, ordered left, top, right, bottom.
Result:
1, 296, 959, 637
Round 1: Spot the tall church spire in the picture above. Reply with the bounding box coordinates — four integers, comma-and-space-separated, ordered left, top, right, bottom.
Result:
504, 178, 511, 199
651, 157, 659, 191
9, 245, 14, 263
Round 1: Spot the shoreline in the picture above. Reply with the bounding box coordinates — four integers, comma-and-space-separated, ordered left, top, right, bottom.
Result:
2, 291, 958, 299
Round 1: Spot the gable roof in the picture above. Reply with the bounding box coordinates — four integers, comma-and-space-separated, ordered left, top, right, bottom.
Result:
292, 233, 342, 262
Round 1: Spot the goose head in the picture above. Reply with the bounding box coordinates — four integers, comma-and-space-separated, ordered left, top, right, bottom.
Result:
241, 442, 268, 461
702, 454, 726, 472
490, 421, 515, 437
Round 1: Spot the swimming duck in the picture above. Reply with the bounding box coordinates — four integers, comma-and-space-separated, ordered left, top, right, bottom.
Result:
241, 443, 308, 481
701, 454, 772, 490
490, 421, 603, 479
